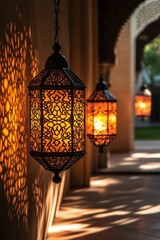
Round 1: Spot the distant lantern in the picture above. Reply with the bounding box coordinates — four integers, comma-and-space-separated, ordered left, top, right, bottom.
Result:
135, 83, 151, 121
86, 77, 117, 152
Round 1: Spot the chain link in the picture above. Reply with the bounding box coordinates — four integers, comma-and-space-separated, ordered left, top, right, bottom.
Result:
54, 0, 61, 43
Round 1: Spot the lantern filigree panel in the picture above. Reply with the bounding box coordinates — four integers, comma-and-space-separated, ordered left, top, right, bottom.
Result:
108, 102, 117, 135
89, 89, 108, 101
44, 156, 70, 170
29, 69, 49, 86
42, 89, 72, 153
44, 69, 71, 86
33, 155, 50, 170
30, 90, 41, 152
33, 154, 84, 173
30, 88, 86, 154
73, 89, 85, 152
88, 135, 116, 147
64, 154, 84, 170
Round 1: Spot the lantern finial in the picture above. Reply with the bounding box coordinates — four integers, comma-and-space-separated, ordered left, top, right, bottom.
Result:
52, 172, 62, 184
45, 43, 68, 69
96, 77, 107, 91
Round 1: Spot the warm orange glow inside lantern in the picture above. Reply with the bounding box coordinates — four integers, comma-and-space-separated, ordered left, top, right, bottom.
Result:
135, 83, 151, 121
87, 77, 117, 151
28, 0, 86, 183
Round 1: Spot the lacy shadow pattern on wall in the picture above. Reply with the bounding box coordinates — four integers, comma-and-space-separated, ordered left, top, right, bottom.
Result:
0, 15, 41, 229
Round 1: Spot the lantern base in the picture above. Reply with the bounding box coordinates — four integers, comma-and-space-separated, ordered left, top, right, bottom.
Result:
87, 134, 116, 148
52, 172, 62, 184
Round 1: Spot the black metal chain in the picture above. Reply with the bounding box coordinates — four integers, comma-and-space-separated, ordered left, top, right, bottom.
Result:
54, 0, 61, 43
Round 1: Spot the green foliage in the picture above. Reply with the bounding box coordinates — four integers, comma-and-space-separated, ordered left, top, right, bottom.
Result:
135, 126, 160, 140
143, 36, 160, 76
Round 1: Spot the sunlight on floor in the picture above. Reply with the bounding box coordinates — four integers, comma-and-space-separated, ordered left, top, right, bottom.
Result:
48, 216, 111, 239
48, 226, 111, 240
112, 217, 140, 225
137, 205, 160, 215
122, 153, 160, 164
139, 163, 160, 170
90, 177, 121, 187
109, 150, 160, 172
95, 210, 131, 218
132, 152, 160, 159
57, 207, 106, 220
48, 223, 89, 233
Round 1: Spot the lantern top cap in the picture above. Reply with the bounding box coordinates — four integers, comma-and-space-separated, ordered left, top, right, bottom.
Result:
45, 43, 68, 69
87, 77, 117, 102
140, 83, 148, 91
96, 77, 109, 91
137, 83, 151, 97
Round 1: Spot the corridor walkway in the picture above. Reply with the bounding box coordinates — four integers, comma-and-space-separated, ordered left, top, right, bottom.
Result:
47, 141, 160, 240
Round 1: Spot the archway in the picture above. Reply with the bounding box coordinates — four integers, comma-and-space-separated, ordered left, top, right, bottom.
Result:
96, 0, 160, 173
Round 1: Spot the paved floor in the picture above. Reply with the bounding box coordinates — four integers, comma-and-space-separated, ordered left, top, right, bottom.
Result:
102, 140, 160, 173
47, 141, 160, 240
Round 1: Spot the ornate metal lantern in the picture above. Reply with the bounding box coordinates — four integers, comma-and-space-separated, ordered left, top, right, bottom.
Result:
28, 0, 86, 183
135, 83, 151, 121
86, 77, 117, 152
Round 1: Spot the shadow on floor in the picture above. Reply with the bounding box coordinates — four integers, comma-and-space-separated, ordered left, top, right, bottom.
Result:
47, 141, 160, 240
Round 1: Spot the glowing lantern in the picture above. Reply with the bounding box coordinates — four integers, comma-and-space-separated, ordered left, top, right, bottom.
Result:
29, 43, 86, 183
86, 77, 117, 151
135, 83, 151, 121
28, 0, 86, 183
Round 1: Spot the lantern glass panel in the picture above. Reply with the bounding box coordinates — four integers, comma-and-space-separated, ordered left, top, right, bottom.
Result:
86, 101, 117, 136
108, 102, 117, 135
86, 102, 94, 135
135, 95, 151, 117
93, 102, 107, 135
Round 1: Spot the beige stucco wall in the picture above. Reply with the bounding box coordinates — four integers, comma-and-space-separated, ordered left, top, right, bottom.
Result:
69, 0, 98, 187
110, 20, 134, 152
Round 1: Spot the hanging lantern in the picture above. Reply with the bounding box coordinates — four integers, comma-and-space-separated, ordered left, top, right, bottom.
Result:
135, 83, 151, 121
86, 77, 117, 152
28, 0, 86, 183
